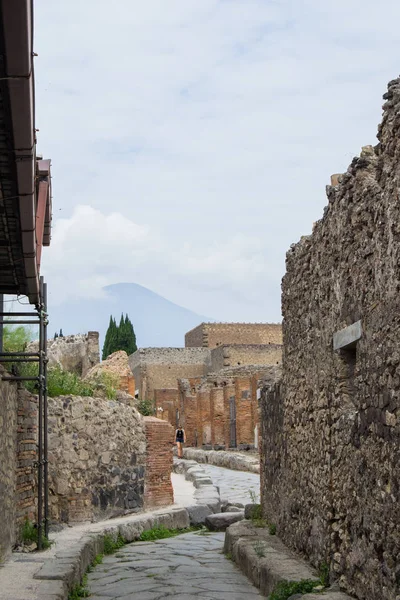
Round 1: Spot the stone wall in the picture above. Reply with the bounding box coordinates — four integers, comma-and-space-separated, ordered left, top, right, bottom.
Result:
85, 350, 135, 397
0, 369, 38, 562
129, 347, 211, 400
154, 388, 179, 425
28, 332, 100, 377
144, 417, 174, 508
48, 396, 146, 522
185, 323, 282, 348
261, 78, 400, 600
210, 344, 282, 372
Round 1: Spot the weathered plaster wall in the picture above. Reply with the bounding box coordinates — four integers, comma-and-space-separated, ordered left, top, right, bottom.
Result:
210, 344, 282, 372
185, 323, 282, 348
261, 78, 400, 600
48, 396, 146, 522
29, 332, 100, 377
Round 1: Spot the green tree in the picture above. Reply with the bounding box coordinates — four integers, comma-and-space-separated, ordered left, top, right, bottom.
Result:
3, 325, 32, 352
102, 313, 137, 359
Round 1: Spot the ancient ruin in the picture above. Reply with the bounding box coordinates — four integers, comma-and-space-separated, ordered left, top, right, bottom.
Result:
261, 78, 400, 600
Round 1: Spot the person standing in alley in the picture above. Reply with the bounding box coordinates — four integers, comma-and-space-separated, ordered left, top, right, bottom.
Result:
175, 425, 186, 458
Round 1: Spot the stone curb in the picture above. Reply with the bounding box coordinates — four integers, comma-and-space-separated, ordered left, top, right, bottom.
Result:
173, 458, 221, 516
181, 447, 260, 473
33, 507, 190, 600
224, 521, 354, 599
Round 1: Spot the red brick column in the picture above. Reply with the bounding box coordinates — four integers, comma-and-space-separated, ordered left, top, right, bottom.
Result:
144, 417, 174, 509
235, 377, 253, 445
210, 386, 225, 447
16, 389, 38, 530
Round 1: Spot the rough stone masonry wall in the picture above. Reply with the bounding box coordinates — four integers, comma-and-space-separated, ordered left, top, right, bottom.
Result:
28, 331, 100, 377
48, 396, 146, 522
185, 322, 282, 348
261, 78, 400, 600
210, 344, 282, 372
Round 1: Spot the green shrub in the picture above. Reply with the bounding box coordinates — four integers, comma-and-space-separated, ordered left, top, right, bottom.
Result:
269, 579, 320, 600
269, 523, 277, 535
138, 525, 201, 541
21, 518, 51, 550
319, 561, 330, 587
137, 398, 154, 416
103, 533, 125, 554
68, 575, 90, 599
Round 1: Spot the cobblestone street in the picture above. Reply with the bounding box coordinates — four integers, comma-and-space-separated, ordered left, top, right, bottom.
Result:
87, 531, 263, 600
200, 464, 260, 505
86, 463, 262, 599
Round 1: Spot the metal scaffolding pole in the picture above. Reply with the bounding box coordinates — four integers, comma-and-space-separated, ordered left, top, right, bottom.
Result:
43, 281, 49, 537
37, 278, 44, 550
0, 281, 49, 548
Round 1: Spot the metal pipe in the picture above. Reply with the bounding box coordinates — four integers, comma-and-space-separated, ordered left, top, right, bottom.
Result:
0, 294, 3, 352
0, 320, 40, 325
43, 281, 48, 537
0, 358, 39, 363
37, 278, 43, 550
1, 376, 40, 381
0, 352, 40, 357
0, 312, 38, 317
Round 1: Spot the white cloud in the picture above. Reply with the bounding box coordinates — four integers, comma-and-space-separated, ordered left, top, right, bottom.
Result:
43, 205, 275, 320
35, 0, 400, 321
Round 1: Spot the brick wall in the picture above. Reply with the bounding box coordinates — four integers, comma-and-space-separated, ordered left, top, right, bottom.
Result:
177, 366, 280, 450
0, 371, 38, 562
0, 370, 18, 561
210, 344, 282, 372
185, 323, 283, 348
144, 417, 174, 508
16, 389, 38, 530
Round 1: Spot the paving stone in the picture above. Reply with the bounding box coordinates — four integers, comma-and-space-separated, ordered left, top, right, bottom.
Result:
205, 511, 245, 531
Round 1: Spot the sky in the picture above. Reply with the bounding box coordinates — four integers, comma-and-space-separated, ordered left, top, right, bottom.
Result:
35, 0, 400, 322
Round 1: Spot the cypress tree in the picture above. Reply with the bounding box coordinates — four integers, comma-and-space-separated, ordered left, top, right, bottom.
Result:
102, 314, 137, 358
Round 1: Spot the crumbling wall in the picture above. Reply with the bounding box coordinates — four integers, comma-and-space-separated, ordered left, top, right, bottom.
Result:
85, 350, 135, 397
129, 347, 211, 400
261, 78, 400, 600
185, 323, 282, 348
210, 344, 282, 372
29, 331, 100, 377
48, 396, 146, 522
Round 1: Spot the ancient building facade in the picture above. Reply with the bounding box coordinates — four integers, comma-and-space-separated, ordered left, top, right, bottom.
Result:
185, 322, 282, 348
178, 365, 280, 450
129, 347, 212, 401
210, 344, 282, 372
261, 78, 400, 600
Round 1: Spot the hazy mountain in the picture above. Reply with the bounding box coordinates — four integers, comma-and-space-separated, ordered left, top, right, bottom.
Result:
48, 283, 212, 350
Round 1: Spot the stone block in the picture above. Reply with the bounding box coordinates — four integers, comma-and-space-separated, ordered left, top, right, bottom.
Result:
333, 320, 362, 351
205, 511, 245, 531
186, 504, 213, 525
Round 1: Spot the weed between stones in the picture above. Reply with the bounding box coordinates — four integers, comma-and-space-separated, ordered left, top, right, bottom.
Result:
269, 579, 321, 600
21, 518, 52, 550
